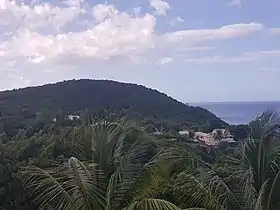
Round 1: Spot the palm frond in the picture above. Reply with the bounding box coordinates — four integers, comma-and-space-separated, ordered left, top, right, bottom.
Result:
65, 157, 105, 209
106, 172, 119, 210
108, 139, 157, 209
254, 179, 269, 210
133, 164, 170, 199
21, 166, 76, 210
182, 209, 206, 210
22, 157, 106, 210
155, 141, 205, 173
123, 198, 180, 210
250, 110, 280, 148
171, 168, 242, 210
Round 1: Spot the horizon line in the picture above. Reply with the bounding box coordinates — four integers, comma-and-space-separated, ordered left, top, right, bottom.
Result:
189, 100, 280, 104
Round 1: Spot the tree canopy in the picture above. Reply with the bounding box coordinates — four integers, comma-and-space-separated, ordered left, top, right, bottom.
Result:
0, 79, 226, 134
16, 110, 280, 210
1, 80, 279, 210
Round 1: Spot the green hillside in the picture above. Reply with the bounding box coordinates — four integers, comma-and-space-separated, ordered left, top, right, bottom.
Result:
0, 79, 227, 135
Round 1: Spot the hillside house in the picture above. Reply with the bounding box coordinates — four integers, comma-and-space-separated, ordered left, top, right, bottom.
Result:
193, 129, 236, 146
178, 130, 189, 136
153, 131, 163, 136
67, 115, 80, 120
194, 132, 218, 146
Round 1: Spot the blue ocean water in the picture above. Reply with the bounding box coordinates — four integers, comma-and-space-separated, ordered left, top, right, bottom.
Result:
193, 101, 280, 125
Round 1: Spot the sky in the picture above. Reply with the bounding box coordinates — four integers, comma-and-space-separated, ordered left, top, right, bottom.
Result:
0, 0, 279, 102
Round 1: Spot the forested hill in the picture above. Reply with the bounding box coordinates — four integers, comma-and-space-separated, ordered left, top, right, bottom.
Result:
0, 79, 226, 129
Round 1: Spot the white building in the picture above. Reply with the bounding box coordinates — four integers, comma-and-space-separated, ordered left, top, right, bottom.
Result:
178, 130, 189, 136
153, 131, 163, 135
193, 130, 236, 146
67, 115, 80, 120
194, 132, 218, 146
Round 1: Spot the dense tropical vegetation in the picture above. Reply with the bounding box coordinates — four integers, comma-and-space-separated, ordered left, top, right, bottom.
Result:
0, 109, 279, 210
0, 80, 279, 209
0, 79, 226, 134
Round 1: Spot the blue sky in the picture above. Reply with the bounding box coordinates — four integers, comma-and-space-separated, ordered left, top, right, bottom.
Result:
0, 0, 279, 102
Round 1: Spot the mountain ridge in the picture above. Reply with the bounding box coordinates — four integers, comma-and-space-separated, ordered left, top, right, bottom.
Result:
0, 79, 227, 130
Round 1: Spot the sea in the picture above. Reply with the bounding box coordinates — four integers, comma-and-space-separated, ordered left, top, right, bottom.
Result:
192, 101, 280, 125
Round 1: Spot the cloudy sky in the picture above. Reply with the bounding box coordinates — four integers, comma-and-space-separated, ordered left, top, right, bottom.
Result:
0, 0, 279, 102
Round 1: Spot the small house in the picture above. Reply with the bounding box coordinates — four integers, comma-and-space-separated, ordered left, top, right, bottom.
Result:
153, 131, 163, 136
67, 115, 80, 120
178, 130, 189, 136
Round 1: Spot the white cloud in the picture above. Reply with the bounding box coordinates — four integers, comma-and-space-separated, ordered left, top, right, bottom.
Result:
162, 23, 264, 45
149, 0, 170, 16
229, 0, 242, 7
175, 16, 184, 22
92, 4, 119, 23
184, 50, 280, 64
0, 0, 274, 90
0, 0, 85, 31
157, 57, 173, 65
0, 5, 156, 64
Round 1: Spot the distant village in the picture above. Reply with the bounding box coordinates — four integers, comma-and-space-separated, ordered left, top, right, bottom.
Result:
52, 115, 80, 122
154, 128, 236, 146
52, 115, 236, 147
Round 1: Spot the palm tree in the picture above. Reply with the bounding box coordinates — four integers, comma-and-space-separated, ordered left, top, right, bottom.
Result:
21, 111, 280, 210
20, 118, 181, 210
155, 139, 242, 210
227, 110, 280, 210
162, 110, 280, 210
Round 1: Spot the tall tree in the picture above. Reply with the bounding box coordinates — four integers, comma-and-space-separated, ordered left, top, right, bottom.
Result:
21, 118, 181, 210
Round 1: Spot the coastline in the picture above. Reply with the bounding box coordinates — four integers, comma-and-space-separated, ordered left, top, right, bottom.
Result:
192, 101, 280, 125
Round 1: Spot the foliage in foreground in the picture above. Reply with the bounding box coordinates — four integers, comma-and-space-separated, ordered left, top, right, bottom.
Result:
20, 111, 280, 210
20, 118, 182, 209
0, 110, 279, 210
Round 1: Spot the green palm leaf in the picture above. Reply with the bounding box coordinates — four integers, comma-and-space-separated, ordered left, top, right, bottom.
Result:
65, 157, 105, 209
21, 166, 76, 210
21, 157, 106, 210
123, 199, 180, 210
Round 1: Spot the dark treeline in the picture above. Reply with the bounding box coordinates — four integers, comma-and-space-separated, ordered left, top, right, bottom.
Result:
0, 110, 279, 209
0, 79, 226, 132
1, 80, 274, 210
